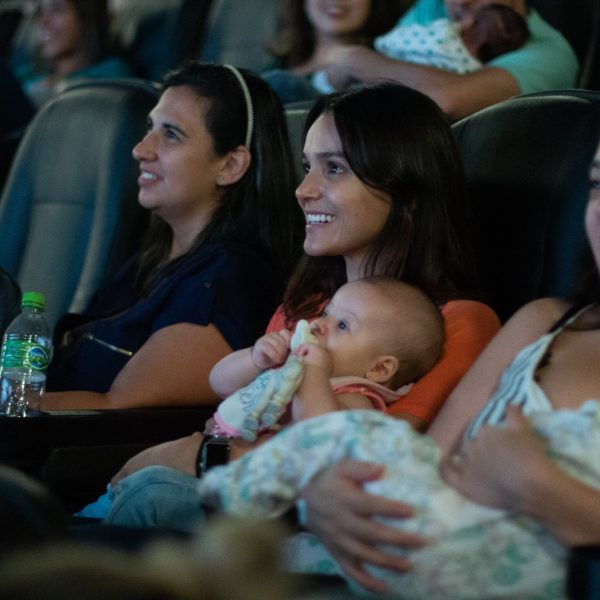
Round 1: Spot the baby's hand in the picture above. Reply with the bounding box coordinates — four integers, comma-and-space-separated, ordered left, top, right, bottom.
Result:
295, 343, 333, 375
251, 330, 292, 371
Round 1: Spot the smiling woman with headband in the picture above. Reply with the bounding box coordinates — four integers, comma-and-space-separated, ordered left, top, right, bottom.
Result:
38, 61, 303, 410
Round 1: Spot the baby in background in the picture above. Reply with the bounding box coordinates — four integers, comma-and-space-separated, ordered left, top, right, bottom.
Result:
209, 276, 444, 439
313, 3, 529, 92
375, 3, 530, 74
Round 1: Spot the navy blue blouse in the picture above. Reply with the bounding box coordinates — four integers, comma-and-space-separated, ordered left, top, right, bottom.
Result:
46, 241, 283, 393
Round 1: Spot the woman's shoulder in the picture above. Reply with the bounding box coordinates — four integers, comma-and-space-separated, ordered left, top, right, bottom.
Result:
170, 241, 283, 304
504, 297, 574, 332
442, 297, 577, 324
179, 240, 270, 268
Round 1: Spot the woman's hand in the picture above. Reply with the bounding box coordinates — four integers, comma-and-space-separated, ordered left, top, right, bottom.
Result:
441, 406, 548, 510
111, 432, 203, 485
323, 46, 374, 90
302, 460, 429, 594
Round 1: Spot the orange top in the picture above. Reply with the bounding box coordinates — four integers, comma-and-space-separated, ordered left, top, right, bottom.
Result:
266, 299, 501, 427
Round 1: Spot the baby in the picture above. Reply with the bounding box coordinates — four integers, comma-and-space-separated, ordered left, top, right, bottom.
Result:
374, 3, 530, 74
313, 3, 529, 92
208, 276, 444, 440
77, 277, 442, 519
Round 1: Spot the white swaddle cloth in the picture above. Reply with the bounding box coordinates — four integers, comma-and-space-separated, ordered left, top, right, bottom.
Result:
213, 321, 317, 442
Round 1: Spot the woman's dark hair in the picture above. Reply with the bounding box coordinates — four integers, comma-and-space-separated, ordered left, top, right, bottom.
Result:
270, 0, 407, 68
137, 61, 302, 290
284, 82, 477, 322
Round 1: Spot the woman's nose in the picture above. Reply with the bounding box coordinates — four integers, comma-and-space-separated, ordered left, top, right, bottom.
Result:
132, 132, 154, 162
296, 170, 321, 203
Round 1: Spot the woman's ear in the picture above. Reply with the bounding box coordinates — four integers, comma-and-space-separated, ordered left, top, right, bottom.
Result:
216, 145, 252, 187
365, 355, 399, 386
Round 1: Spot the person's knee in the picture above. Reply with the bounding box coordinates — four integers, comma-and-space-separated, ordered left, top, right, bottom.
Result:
105, 466, 204, 532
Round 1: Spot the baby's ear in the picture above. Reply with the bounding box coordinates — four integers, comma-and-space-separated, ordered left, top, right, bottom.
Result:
365, 355, 399, 385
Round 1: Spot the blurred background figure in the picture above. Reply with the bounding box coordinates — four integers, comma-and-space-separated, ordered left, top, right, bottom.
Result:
263, 0, 409, 103
18, 0, 134, 108
374, 3, 530, 74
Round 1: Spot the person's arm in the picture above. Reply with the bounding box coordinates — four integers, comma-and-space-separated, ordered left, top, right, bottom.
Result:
324, 46, 519, 121
442, 405, 600, 546
291, 344, 373, 421
209, 330, 292, 398
40, 322, 233, 410
300, 298, 569, 590
428, 297, 569, 454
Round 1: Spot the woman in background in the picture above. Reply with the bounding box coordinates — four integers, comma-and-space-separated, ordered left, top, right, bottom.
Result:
263, 0, 408, 103
40, 61, 302, 410
19, 0, 134, 107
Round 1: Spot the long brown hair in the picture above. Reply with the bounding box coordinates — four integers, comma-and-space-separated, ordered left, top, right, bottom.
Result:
284, 83, 477, 323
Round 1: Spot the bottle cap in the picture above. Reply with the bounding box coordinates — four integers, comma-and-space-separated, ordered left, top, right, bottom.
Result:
21, 291, 45, 310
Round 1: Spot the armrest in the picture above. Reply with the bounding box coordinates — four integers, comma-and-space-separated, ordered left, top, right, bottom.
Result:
0, 406, 214, 511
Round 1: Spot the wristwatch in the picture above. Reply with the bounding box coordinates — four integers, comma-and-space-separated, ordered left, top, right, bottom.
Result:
196, 434, 231, 477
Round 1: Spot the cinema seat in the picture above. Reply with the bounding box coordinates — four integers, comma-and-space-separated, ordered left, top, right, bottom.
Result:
453, 89, 600, 321
0, 78, 159, 328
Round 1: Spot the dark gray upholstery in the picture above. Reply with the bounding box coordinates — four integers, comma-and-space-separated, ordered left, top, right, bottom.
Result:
0, 465, 68, 552
453, 90, 600, 322
198, 0, 281, 71
284, 101, 312, 184
111, 0, 212, 82
0, 78, 159, 328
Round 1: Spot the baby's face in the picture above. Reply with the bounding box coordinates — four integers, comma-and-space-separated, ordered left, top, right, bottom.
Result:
309, 280, 394, 378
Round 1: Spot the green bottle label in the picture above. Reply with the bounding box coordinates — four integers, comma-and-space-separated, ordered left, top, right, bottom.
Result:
0, 339, 49, 372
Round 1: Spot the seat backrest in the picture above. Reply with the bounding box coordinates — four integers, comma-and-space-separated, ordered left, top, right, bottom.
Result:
452, 90, 600, 322
284, 101, 312, 184
111, 0, 212, 82
198, 0, 281, 71
0, 78, 159, 328
0, 0, 22, 59
0, 465, 68, 553
579, 1, 600, 90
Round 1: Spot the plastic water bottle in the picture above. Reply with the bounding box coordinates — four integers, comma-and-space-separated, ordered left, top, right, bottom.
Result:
0, 291, 52, 417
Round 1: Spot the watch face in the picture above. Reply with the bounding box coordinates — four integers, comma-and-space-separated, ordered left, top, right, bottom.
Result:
202, 440, 231, 471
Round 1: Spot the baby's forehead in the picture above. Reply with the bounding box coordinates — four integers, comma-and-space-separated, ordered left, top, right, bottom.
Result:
336, 280, 417, 316
340, 279, 411, 300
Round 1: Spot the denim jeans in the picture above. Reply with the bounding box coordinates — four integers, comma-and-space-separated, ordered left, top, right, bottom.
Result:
102, 466, 205, 532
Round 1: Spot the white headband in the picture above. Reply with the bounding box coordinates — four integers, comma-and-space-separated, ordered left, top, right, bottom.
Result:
223, 64, 254, 148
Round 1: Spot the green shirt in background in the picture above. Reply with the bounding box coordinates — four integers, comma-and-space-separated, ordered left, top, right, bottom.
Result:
389, 0, 579, 94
